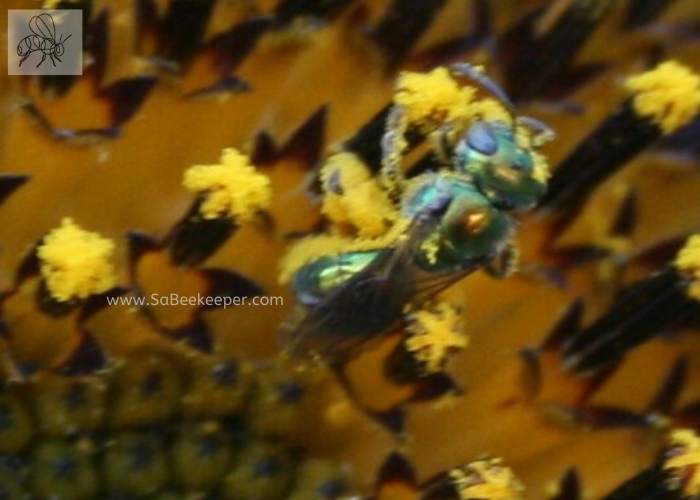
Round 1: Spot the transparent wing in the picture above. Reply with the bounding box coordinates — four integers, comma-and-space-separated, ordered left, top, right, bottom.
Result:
282, 205, 485, 363
29, 14, 56, 40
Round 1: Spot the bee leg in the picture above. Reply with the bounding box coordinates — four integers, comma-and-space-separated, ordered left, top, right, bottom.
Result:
53, 53, 63, 63
485, 242, 519, 279
49, 54, 57, 66
36, 54, 46, 68
18, 54, 30, 67
380, 104, 408, 202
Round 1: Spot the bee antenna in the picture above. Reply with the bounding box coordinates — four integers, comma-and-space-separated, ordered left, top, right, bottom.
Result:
451, 62, 517, 125
517, 116, 556, 146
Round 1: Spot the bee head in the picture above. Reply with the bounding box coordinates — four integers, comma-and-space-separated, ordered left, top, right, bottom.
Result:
454, 120, 546, 211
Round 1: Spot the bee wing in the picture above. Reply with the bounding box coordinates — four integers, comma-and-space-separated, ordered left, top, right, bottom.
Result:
407, 254, 493, 307
281, 246, 411, 362
30, 14, 56, 40
283, 210, 448, 363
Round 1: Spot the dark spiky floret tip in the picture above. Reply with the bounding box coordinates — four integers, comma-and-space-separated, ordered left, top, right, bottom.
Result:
273, 0, 353, 27
341, 105, 392, 171
540, 61, 699, 215
369, 0, 448, 67
155, 0, 217, 70
562, 231, 700, 374
563, 265, 698, 375
165, 195, 238, 268
0, 174, 30, 205
502, 0, 612, 101
624, 0, 678, 27
549, 468, 582, 500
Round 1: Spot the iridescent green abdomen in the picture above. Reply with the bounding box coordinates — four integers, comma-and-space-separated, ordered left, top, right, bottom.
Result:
292, 251, 380, 305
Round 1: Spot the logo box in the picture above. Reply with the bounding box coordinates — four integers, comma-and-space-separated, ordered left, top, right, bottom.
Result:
8, 9, 83, 76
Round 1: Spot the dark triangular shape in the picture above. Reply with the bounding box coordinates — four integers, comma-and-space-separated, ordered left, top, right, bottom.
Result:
280, 105, 328, 168
543, 300, 584, 350
184, 75, 251, 100
611, 189, 638, 238
371, 407, 406, 436
551, 468, 582, 500
251, 130, 279, 167
200, 268, 266, 308
79, 286, 130, 322
375, 451, 417, 489
165, 197, 238, 267
103, 76, 158, 127
409, 373, 462, 402
208, 17, 271, 76
169, 318, 214, 353
646, 357, 687, 415
55, 332, 108, 375
0, 175, 29, 205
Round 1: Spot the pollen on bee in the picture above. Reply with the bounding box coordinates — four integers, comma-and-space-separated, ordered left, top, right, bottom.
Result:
624, 61, 700, 135
405, 302, 468, 374
465, 98, 512, 126
182, 148, 272, 221
530, 151, 551, 185
320, 152, 398, 238
394, 67, 476, 131
278, 218, 412, 284
664, 429, 700, 498
448, 457, 524, 500
37, 218, 117, 302
675, 234, 700, 302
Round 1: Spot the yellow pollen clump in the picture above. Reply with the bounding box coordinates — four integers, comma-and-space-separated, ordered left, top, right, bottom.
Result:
394, 67, 476, 129
449, 458, 524, 500
624, 60, 700, 134
420, 232, 442, 266
183, 148, 271, 221
466, 97, 512, 125
405, 302, 468, 374
674, 234, 700, 301
664, 429, 700, 497
531, 151, 551, 185
320, 153, 398, 238
37, 218, 117, 302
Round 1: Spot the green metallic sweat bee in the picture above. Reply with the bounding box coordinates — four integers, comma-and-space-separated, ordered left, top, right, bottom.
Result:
285, 63, 554, 365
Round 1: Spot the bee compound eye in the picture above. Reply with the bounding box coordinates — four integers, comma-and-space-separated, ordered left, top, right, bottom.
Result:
466, 121, 498, 155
